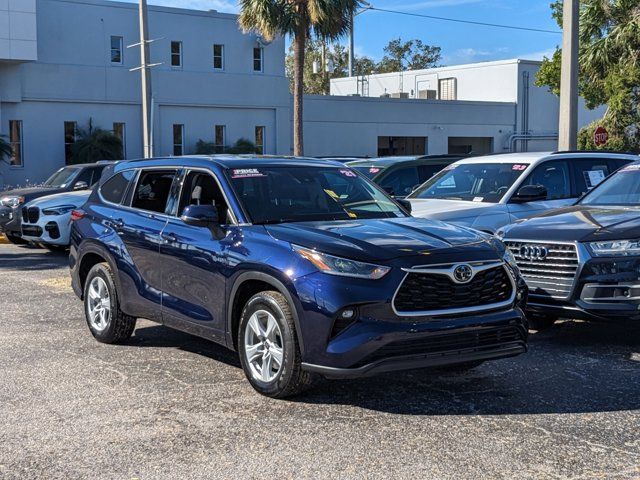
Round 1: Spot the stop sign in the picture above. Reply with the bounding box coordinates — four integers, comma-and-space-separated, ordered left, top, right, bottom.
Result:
594, 126, 608, 146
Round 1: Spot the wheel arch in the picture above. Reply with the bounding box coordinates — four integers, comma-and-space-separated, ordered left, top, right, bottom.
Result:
76, 241, 121, 300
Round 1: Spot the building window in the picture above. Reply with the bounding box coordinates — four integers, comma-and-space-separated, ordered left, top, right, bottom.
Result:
8, 120, 23, 167
113, 122, 126, 159
171, 41, 182, 68
438, 77, 457, 100
64, 121, 77, 164
110, 36, 123, 64
255, 126, 265, 154
214, 125, 226, 153
173, 124, 184, 156
253, 47, 263, 72
213, 44, 224, 70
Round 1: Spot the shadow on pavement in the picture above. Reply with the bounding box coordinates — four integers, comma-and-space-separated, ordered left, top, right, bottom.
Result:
0, 246, 68, 271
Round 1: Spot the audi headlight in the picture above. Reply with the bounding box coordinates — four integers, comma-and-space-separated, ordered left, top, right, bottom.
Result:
589, 240, 640, 257
293, 245, 391, 279
42, 205, 76, 216
1, 196, 25, 208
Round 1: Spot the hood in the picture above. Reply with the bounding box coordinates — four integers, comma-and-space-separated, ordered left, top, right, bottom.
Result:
265, 217, 493, 263
0, 186, 64, 202
409, 198, 498, 220
502, 205, 640, 242
26, 190, 91, 208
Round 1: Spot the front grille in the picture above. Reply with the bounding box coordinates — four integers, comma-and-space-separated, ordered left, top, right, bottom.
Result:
22, 206, 39, 224
21, 225, 43, 237
505, 241, 579, 299
354, 326, 524, 367
394, 266, 512, 314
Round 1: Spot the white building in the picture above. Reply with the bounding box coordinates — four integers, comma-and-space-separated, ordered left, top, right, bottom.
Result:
322, 60, 605, 157
0, 1, 606, 188
0, 0, 291, 188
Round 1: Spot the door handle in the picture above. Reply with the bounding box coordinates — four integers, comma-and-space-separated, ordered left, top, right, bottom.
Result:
161, 232, 177, 243
107, 218, 125, 229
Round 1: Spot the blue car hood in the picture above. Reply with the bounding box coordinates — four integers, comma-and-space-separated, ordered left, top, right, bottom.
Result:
265, 217, 489, 262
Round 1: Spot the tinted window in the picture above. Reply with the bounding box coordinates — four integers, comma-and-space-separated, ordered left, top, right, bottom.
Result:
101, 170, 136, 204
523, 160, 571, 200
227, 166, 405, 224
418, 164, 447, 183
581, 164, 640, 205
74, 168, 95, 187
179, 171, 231, 223
378, 167, 420, 197
572, 159, 611, 196
410, 163, 529, 203
131, 170, 177, 214
44, 167, 79, 188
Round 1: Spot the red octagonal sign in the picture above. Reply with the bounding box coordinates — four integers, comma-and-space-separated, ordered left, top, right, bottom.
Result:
594, 126, 608, 146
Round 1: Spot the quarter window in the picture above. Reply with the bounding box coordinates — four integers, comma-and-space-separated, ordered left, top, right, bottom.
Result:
8, 120, 23, 167
173, 124, 184, 156
255, 126, 265, 154
171, 41, 182, 68
101, 170, 136, 204
253, 47, 263, 72
131, 170, 178, 214
213, 44, 224, 70
64, 121, 77, 164
110, 36, 123, 64
523, 160, 571, 200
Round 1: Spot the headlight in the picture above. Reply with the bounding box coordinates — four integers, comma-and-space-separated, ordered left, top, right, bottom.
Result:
503, 247, 519, 270
589, 240, 640, 257
293, 245, 391, 279
42, 205, 76, 216
0, 196, 25, 208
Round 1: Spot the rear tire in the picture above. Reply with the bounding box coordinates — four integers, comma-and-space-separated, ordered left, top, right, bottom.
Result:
5, 233, 27, 245
238, 290, 318, 398
83, 263, 136, 344
528, 314, 557, 331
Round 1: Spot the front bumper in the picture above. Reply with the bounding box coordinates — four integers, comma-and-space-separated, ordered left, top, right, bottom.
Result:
21, 215, 68, 245
0, 205, 17, 233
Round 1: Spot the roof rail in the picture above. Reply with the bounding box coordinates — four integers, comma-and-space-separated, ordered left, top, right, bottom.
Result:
551, 150, 640, 156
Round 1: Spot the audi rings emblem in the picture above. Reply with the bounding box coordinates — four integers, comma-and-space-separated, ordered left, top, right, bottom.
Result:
453, 264, 474, 284
520, 245, 548, 261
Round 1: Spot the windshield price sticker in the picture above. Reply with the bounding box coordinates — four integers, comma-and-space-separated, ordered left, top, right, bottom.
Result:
369, 167, 381, 174
512, 164, 528, 171
340, 169, 358, 178
231, 169, 265, 178
473, 197, 484, 202
584, 170, 607, 189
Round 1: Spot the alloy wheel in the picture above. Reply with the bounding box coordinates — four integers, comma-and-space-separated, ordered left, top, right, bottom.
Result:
243, 309, 284, 383
87, 276, 111, 332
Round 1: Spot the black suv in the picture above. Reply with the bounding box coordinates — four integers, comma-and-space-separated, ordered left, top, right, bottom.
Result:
0, 163, 108, 243
69, 156, 528, 398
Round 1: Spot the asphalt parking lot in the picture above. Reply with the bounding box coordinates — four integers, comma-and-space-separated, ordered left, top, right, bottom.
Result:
0, 243, 639, 479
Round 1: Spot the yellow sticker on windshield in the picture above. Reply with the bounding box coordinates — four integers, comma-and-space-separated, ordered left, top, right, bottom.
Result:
324, 189, 339, 200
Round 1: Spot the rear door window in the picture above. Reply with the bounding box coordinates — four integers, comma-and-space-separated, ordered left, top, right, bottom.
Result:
522, 160, 571, 200
100, 170, 137, 204
131, 170, 179, 214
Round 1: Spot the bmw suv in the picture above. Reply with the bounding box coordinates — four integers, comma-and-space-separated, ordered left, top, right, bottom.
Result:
70, 156, 528, 398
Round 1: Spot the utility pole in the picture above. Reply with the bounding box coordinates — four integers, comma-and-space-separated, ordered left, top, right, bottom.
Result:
348, 10, 355, 77
138, 0, 153, 158
558, 0, 579, 151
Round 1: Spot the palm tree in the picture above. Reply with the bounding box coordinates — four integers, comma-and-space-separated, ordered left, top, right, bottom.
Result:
239, 0, 360, 156
69, 123, 123, 165
0, 135, 12, 163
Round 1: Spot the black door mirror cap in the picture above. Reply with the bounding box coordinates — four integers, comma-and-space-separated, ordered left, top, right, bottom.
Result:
511, 184, 548, 204
180, 204, 219, 227
396, 198, 412, 214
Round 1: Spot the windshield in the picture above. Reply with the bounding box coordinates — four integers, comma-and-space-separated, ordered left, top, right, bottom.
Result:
409, 162, 530, 203
580, 164, 640, 206
43, 167, 80, 188
350, 166, 386, 179
227, 166, 406, 224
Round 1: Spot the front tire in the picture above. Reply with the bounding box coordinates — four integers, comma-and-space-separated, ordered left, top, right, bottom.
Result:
238, 291, 317, 398
83, 263, 136, 344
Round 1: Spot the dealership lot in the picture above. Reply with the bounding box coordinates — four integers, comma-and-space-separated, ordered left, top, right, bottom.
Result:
1, 243, 639, 479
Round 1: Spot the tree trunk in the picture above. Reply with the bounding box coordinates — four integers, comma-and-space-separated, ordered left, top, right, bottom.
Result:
293, 27, 306, 156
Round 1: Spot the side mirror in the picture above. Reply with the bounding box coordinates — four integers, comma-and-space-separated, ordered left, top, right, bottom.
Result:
180, 204, 219, 227
73, 181, 89, 191
511, 184, 548, 204
396, 198, 412, 213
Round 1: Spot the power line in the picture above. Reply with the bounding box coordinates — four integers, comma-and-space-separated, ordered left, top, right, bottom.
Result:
367, 7, 561, 35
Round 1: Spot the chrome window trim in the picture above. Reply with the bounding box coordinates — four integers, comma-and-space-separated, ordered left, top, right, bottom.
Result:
391, 261, 516, 317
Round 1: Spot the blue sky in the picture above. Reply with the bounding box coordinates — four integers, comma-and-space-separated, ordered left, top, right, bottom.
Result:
123, 0, 561, 65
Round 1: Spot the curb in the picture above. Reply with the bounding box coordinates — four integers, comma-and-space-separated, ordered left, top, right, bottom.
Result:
0, 234, 10, 245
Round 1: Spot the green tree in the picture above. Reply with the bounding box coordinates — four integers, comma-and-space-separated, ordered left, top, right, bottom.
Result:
376, 38, 442, 73
69, 123, 123, 165
239, 0, 361, 156
0, 136, 12, 163
536, 0, 640, 152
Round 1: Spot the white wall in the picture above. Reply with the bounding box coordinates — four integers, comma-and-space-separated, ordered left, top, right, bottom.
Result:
0, 0, 37, 62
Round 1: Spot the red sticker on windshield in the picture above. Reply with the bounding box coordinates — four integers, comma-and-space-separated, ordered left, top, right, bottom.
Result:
369, 167, 381, 174
340, 169, 357, 177
512, 164, 528, 171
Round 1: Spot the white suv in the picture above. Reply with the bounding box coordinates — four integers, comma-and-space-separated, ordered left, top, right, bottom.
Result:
408, 152, 638, 233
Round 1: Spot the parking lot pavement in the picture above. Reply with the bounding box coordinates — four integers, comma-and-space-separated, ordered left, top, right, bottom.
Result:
0, 244, 639, 479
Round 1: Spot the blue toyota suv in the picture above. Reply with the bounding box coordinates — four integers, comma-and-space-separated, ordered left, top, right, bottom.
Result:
70, 156, 528, 398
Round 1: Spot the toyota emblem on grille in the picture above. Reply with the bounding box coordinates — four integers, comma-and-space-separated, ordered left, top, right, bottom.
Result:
453, 264, 474, 284
520, 245, 548, 261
